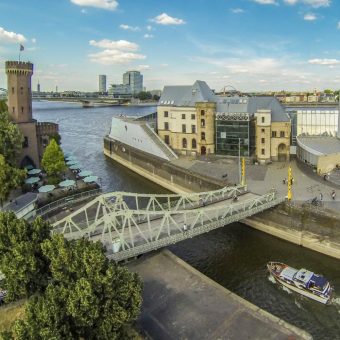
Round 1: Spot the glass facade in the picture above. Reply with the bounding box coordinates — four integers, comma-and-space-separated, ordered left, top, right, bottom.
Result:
215, 113, 255, 156
286, 107, 338, 146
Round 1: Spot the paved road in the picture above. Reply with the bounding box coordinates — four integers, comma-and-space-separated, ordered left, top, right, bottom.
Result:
172, 156, 340, 212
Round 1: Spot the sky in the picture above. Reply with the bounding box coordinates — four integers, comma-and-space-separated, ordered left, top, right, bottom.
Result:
1, 0, 340, 92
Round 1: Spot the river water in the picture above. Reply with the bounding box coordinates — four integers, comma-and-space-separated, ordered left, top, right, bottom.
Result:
34, 101, 340, 339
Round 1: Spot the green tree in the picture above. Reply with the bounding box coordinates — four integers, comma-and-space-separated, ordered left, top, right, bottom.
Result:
41, 139, 66, 177
0, 107, 23, 166
152, 94, 160, 101
0, 155, 25, 206
0, 212, 51, 301
7, 235, 143, 339
137, 91, 152, 101
324, 89, 333, 94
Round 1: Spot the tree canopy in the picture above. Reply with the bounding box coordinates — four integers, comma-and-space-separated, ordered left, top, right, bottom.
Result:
0, 104, 23, 167
41, 139, 66, 177
0, 212, 51, 301
5, 235, 142, 339
136, 91, 152, 101
0, 155, 25, 206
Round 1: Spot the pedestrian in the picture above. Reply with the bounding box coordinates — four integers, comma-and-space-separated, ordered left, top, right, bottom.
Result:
324, 174, 327, 181
332, 190, 336, 200
291, 177, 294, 185
183, 223, 187, 232
283, 178, 286, 185
319, 193, 323, 201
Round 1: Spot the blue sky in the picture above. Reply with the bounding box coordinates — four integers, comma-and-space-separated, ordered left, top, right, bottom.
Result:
1, 0, 340, 92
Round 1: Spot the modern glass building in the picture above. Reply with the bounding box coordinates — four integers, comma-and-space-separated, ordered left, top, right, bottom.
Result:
123, 71, 143, 95
98, 74, 106, 93
215, 112, 255, 157
286, 106, 339, 146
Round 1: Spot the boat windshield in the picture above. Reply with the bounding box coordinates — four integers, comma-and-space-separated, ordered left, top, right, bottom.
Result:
310, 274, 328, 290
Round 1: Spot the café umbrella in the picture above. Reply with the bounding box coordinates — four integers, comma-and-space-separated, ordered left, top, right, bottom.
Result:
59, 179, 76, 188
38, 185, 55, 193
78, 170, 92, 177
27, 168, 41, 175
83, 176, 98, 183
69, 164, 81, 170
25, 177, 40, 184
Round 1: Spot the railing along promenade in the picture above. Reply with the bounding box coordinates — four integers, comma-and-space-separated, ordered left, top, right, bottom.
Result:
52, 185, 285, 261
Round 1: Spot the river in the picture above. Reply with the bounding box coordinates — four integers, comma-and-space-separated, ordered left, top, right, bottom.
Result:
34, 101, 340, 339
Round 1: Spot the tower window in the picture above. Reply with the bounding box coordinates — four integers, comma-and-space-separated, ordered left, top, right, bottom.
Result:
201, 110, 205, 116
182, 138, 187, 148
182, 124, 186, 133
261, 148, 265, 155
201, 119, 205, 127
12, 107, 15, 113
261, 138, 265, 144
21, 107, 24, 113
261, 117, 265, 123
12, 87, 14, 94
20, 87, 23, 95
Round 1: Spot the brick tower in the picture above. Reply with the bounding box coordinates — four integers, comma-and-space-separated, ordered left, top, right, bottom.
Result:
5, 61, 40, 167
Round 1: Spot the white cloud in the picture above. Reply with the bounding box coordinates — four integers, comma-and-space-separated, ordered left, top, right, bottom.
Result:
119, 24, 140, 32
283, 0, 330, 7
70, 0, 118, 11
81, 8, 87, 13
304, 13, 317, 20
136, 64, 150, 71
151, 13, 186, 25
88, 50, 145, 65
308, 58, 340, 65
88, 38, 145, 65
89, 39, 138, 51
160, 63, 169, 67
302, 0, 330, 7
146, 25, 153, 31
31, 38, 37, 43
143, 34, 154, 39
253, 0, 277, 4
0, 27, 26, 43
231, 8, 244, 13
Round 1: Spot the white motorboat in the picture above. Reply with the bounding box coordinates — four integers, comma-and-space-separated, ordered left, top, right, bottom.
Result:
267, 262, 333, 305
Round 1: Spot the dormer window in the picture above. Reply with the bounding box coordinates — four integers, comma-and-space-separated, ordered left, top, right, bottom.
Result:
261, 117, 265, 123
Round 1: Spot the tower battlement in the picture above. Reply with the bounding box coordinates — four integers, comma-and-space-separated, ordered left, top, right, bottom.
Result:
5, 61, 33, 74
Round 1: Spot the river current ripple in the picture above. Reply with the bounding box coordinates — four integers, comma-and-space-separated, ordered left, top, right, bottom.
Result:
34, 101, 340, 339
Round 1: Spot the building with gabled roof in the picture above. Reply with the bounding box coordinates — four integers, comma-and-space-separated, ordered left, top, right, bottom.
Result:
157, 80, 291, 162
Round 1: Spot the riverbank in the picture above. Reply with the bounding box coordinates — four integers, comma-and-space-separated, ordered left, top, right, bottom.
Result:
128, 249, 311, 339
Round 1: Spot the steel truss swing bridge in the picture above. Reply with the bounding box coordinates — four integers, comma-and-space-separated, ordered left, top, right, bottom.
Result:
52, 185, 285, 262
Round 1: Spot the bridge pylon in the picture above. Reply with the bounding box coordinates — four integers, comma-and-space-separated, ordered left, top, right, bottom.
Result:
241, 157, 246, 186
287, 166, 292, 201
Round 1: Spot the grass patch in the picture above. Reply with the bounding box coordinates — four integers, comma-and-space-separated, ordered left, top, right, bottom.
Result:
0, 300, 26, 332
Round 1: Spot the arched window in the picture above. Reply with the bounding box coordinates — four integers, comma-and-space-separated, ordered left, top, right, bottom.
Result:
201, 119, 205, 127
192, 139, 197, 149
201, 132, 205, 140
182, 138, 187, 148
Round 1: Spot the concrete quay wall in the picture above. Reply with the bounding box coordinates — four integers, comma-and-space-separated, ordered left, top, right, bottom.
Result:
243, 204, 340, 260
104, 137, 223, 194
128, 249, 312, 340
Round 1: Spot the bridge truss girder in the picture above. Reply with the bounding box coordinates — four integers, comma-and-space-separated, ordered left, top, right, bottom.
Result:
52, 185, 284, 262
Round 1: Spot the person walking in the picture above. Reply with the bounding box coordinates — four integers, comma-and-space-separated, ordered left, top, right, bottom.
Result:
319, 193, 323, 201
183, 223, 188, 232
331, 190, 336, 200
